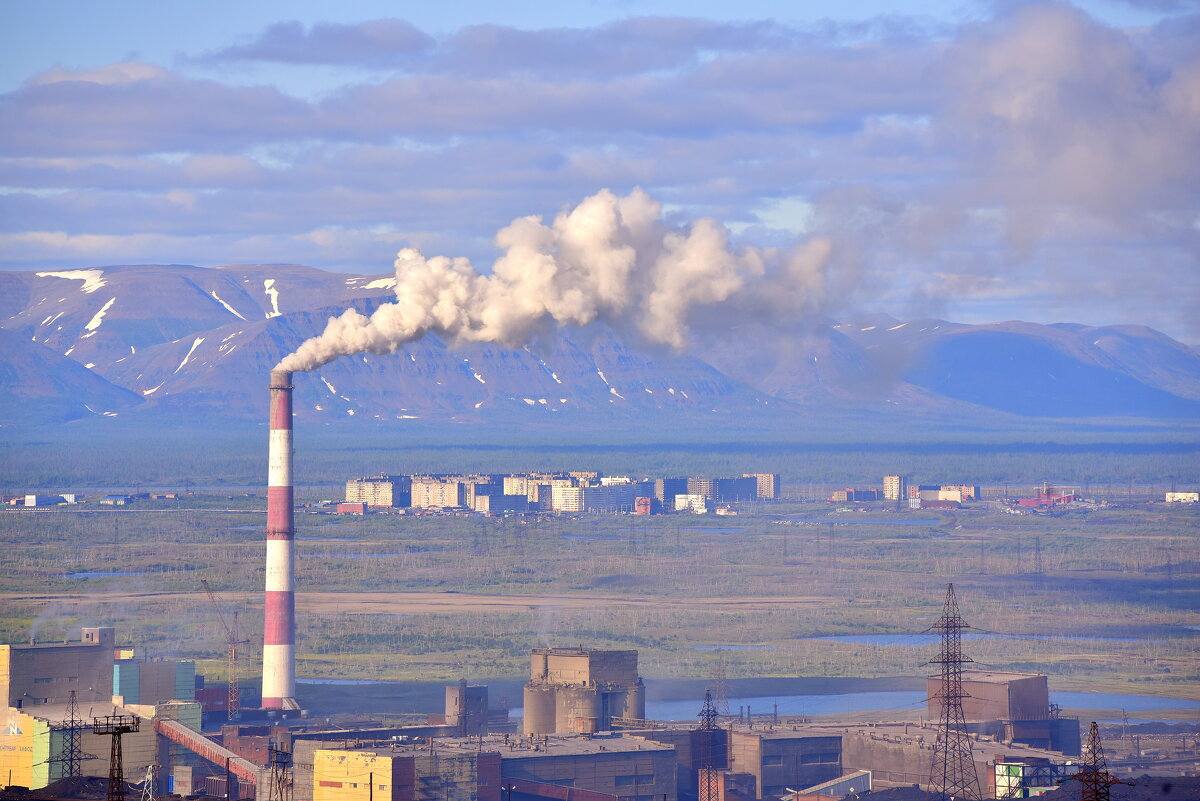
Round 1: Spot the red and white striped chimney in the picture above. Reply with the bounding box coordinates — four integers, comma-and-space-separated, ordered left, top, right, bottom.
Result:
263, 369, 298, 710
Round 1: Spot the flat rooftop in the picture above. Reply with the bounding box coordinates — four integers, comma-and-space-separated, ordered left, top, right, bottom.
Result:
957, 670, 1046, 683
316, 733, 673, 759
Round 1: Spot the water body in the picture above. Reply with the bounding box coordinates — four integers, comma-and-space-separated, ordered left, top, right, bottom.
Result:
650, 691, 926, 721
692, 645, 773, 651
806, 633, 1140, 646
64, 570, 148, 578
296, 678, 392, 686
681, 527, 745, 534
1054, 692, 1200, 713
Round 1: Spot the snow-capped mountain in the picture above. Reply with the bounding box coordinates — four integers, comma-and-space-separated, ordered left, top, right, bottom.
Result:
2, 264, 1198, 426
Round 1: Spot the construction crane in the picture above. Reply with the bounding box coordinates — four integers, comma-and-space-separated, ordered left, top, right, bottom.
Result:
201, 580, 249, 720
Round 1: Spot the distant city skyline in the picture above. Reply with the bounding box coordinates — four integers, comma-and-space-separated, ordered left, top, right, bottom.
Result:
2, 0, 1197, 340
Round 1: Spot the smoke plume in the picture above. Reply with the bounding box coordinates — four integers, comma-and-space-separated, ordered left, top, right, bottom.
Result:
276, 188, 837, 373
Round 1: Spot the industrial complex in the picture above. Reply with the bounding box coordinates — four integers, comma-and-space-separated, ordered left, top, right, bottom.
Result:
3, 371, 1194, 801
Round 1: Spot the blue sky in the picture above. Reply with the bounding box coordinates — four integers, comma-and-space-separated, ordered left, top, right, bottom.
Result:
2, 0, 1198, 338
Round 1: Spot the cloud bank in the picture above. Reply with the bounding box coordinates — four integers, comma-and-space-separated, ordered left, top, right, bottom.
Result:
1, 3, 1197, 336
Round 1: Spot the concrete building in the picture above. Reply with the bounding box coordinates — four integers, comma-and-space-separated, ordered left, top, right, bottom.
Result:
655, 479, 689, 505
743, 473, 781, 501
313, 745, 501, 801
675, 494, 708, 514
550, 486, 584, 513
686, 478, 716, 500
727, 730, 842, 800
345, 475, 411, 508
113, 658, 196, 705
411, 477, 467, 509
474, 494, 529, 515
926, 670, 1079, 754
501, 734, 675, 801
1, 627, 115, 709
523, 648, 645, 736
0, 628, 186, 791
445, 680, 490, 736
882, 476, 905, 502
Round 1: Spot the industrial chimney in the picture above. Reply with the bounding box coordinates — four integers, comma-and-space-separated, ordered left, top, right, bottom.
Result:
263, 369, 298, 710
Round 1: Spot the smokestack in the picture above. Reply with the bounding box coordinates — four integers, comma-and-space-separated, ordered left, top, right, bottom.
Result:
263, 369, 298, 710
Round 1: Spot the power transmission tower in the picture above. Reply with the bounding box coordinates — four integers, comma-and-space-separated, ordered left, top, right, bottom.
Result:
1065, 722, 1123, 801
93, 715, 140, 801
714, 652, 730, 717
201, 579, 249, 719
50, 690, 91, 779
138, 764, 158, 801
697, 689, 721, 801
927, 584, 981, 801
266, 743, 293, 801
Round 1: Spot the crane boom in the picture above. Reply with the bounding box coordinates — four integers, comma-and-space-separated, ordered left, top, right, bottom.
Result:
200, 580, 245, 719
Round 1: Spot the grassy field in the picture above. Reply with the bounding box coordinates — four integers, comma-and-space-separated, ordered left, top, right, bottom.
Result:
1, 491, 1196, 717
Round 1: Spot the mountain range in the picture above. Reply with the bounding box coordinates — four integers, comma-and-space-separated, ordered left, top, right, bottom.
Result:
3, 264, 1199, 428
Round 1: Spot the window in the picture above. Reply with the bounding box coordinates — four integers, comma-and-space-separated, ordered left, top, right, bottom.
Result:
615, 777, 635, 787
33, 678, 51, 684
763, 755, 783, 766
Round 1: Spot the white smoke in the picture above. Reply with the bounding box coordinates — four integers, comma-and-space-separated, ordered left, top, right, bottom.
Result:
276, 188, 837, 373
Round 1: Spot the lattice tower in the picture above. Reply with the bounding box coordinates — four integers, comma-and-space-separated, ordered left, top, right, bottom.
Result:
697, 689, 721, 801
714, 652, 730, 717
50, 690, 89, 779
1073, 722, 1123, 801
927, 583, 981, 801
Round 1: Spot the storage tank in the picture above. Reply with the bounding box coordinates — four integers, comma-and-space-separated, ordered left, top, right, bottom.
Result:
623, 677, 646, 720
555, 686, 600, 734
523, 685, 557, 736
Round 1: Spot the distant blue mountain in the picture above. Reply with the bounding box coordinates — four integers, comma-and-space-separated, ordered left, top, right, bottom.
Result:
2, 265, 1198, 427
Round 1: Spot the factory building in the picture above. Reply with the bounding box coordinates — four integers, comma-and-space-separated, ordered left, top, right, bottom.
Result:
882, 476, 906, 502
675, 494, 709, 514
305, 734, 674, 801
0, 628, 196, 791
313, 745, 501, 801
925, 670, 1079, 755
113, 657, 196, 706
1166, 491, 1199, 503
743, 473, 781, 500
523, 648, 645, 736
345, 475, 412, 508
727, 730, 842, 800
829, 488, 882, 502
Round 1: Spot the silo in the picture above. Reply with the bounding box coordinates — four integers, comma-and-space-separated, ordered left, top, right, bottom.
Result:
523, 684, 557, 736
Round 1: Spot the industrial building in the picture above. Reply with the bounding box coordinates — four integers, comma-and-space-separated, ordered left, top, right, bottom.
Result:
523, 648, 645, 736
0, 627, 199, 791
1165, 491, 1198, 503
925, 669, 1080, 754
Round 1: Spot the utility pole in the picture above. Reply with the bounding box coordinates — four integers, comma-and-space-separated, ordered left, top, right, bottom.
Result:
927, 584, 981, 801
266, 743, 293, 801
93, 715, 140, 801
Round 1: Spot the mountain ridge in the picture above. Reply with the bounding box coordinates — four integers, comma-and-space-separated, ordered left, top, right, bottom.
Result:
3, 263, 1198, 428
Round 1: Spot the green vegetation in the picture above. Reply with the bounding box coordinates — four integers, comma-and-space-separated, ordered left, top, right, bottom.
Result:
1, 491, 1196, 710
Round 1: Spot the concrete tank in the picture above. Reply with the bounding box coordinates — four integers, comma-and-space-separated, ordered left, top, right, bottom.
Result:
555, 686, 601, 734
523, 685, 557, 737
623, 678, 646, 720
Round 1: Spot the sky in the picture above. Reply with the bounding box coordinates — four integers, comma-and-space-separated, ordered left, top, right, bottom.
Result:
1, 0, 1198, 339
